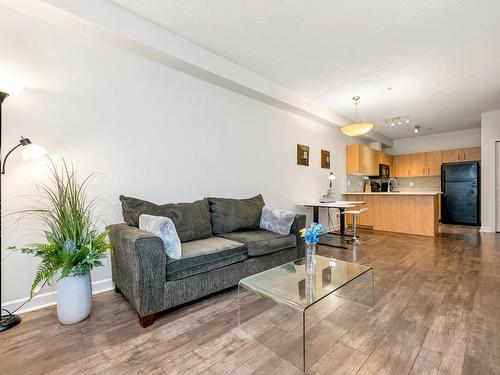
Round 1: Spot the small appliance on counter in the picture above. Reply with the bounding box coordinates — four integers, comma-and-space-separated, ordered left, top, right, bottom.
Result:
370, 181, 381, 192
363, 176, 371, 192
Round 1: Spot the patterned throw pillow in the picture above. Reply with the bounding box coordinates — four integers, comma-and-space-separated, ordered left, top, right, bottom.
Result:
139, 214, 182, 259
259, 206, 296, 235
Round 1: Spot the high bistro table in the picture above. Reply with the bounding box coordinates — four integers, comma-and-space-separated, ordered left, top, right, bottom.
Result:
298, 201, 365, 247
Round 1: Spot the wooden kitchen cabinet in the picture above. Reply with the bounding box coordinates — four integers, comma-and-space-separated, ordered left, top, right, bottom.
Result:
393, 154, 412, 177
378, 152, 393, 172
426, 151, 443, 176
411, 153, 427, 177
442, 149, 463, 163
442, 147, 481, 163
347, 145, 478, 178
346, 144, 378, 176
461, 147, 481, 161
395, 151, 442, 177
344, 194, 374, 227
343, 193, 439, 236
361, 146, 378, 176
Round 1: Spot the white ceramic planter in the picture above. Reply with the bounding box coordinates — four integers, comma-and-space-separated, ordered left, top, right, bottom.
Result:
56, 271, 92, 324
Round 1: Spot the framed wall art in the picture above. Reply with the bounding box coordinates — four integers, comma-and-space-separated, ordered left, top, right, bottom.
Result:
321, 150, 330, 169
297, 144, 309, 166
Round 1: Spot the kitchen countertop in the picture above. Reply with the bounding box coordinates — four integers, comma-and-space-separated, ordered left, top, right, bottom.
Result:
343, 191, 441, 196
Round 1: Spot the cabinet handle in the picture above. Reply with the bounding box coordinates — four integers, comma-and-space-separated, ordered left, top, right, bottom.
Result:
428, 167, 430, 175
458, 153, 460, 160
463, 152, 466, 160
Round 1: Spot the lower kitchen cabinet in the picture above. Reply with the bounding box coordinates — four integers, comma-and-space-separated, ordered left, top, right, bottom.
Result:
344, 193, 439, 237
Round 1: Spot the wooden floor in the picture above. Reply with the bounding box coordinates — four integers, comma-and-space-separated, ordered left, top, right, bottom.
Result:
1, 225, 499, 374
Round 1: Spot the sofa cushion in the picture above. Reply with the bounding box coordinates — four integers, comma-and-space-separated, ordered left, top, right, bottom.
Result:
207, 194, 265, 234
166, 237, 247, 281
259, 206, 296, 235
119, 195, 212, 242
217, 229, 297, 257
139, 214, 181, 259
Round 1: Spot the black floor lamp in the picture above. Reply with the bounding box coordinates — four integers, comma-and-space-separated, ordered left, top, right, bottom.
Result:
0, 87, 47, 332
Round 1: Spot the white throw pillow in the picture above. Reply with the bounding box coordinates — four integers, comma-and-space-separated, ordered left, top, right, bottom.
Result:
259, 206, 296, 235
139, 214, 182, 259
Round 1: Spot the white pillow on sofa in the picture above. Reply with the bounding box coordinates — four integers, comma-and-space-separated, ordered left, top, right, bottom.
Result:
139, 214, 182, 259
259, 206, 295, 235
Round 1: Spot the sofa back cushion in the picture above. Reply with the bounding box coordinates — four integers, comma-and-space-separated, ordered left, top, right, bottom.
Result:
119, 195, 212, 242
207, 194, 265, 234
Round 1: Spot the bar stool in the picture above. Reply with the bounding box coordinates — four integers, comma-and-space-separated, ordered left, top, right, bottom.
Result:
327, 208, 341, 232
342, 208, 368, 244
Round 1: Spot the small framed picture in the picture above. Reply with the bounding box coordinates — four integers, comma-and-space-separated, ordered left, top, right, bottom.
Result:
321, 150, 330, 169
297, 144, 309, 166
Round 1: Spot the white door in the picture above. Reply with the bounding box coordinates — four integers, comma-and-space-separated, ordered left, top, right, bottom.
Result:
496, 142, 500, 232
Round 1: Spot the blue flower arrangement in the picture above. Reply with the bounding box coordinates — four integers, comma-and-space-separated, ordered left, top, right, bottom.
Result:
300, 222, 324, 245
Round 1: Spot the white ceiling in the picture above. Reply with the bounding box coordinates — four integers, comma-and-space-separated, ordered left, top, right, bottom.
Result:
110, 0, 500, 139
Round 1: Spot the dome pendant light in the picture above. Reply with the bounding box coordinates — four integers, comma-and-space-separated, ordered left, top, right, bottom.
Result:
340, 96, 375, 136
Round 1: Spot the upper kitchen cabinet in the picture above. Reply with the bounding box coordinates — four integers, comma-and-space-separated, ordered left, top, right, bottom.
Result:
426, 151, 443, 176
461, 147, 481, 161
393, 154, 412, 177
442, 147, 481, 163
378, 152, 394, 170
395, 151, 442, 177
411, 152, 427, 177
346, 144, 380, 176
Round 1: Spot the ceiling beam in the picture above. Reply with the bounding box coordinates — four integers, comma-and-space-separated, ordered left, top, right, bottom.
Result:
2, 0, 392, 147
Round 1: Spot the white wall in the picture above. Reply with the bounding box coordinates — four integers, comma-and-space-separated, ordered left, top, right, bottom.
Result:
0, 7, 357, 310
385, 128, 481, 155
480, 110, 500, 232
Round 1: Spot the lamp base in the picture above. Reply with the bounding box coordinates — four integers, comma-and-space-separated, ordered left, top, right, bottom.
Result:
0, 313, 21, 332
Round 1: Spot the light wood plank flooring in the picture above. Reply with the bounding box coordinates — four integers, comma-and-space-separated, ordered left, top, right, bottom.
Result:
1, 225, 499, 374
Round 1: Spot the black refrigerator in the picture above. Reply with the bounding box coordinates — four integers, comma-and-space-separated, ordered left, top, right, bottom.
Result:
441, 162, 480, 225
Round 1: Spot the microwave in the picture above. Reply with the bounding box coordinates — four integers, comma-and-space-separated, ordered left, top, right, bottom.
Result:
379, 164, 390, 178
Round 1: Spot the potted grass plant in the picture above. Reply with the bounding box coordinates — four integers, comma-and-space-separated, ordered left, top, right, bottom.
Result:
17, 159, 109, 324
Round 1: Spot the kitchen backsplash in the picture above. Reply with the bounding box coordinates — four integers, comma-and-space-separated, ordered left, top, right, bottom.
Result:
346, 175, 441, 192
396, 176, 441, 191
346, 175, 365, 192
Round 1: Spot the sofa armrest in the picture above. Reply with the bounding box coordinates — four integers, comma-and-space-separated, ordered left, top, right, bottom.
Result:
290, 214, 306, 259
107, 224, 166, 316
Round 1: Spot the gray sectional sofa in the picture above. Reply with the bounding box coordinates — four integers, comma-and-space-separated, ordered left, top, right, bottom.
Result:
107, 194, 306, 327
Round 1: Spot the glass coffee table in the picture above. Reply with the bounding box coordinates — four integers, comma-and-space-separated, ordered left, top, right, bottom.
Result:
238, 255, 373, 371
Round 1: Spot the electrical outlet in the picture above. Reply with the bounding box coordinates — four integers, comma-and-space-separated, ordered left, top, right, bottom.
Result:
409, 181, 414, 187
359, 181, 363, 186
347, 180, 351, 186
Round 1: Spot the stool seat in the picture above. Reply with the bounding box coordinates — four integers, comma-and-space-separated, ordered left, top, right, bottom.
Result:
342, 208, 368, 215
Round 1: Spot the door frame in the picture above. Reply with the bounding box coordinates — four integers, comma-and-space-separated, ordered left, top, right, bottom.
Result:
496, 141, 500, 232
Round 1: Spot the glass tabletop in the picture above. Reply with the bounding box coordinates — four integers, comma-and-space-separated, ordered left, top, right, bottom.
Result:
239, 255, 372, 310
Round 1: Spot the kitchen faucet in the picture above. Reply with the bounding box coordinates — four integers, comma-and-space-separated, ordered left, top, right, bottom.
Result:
388, 177, 399, 192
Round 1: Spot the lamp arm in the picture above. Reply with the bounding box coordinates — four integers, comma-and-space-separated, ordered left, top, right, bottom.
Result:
1, 143, 22, 175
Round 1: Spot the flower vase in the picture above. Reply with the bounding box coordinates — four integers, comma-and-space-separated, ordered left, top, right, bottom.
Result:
56, 271, 92, 325
305, 243, 316, 274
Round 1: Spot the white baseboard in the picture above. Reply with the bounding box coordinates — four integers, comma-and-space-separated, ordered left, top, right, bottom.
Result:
479, 226, 495, 233
1, 278, 114, 315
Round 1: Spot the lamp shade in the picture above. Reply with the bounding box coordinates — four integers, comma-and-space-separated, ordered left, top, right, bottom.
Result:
339, 122, 374, 136
0, 72, 24, 96
340, 96, 375, 136
22, 143, 47, 160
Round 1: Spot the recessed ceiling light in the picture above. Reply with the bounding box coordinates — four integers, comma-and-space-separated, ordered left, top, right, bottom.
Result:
414, 125, 421, 134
